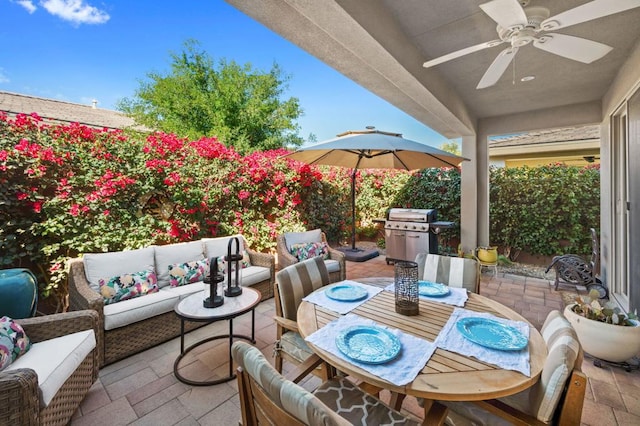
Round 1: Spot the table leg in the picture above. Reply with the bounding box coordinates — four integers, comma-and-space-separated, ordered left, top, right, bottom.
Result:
228, 318, 234, 379
180, 318, 185, 353
251, 308, 256, 343
389, 392, 406, 411
422, 399, 449, 426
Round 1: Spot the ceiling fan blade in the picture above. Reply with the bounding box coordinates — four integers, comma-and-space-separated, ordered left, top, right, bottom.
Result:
477, 47, 519, 89
479, 0, 528, 29
541, 0, 640, 31
534, 33, 613, 63
423, 40, 504, 68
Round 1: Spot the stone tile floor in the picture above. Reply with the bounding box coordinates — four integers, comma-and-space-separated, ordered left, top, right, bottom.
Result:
71, 255, 640, 425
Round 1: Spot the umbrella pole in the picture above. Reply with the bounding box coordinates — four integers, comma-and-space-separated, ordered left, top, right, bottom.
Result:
351, 169, 357, 251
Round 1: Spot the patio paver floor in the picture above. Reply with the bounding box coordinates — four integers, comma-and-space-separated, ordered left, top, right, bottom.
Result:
70, 255, 640, 425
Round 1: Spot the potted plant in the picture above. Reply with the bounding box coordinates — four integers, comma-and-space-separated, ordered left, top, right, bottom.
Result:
476, 246, 498, 263
564, 289, 640, 363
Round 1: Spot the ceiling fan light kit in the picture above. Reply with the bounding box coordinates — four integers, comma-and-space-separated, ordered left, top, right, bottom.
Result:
423, 0, 640, 89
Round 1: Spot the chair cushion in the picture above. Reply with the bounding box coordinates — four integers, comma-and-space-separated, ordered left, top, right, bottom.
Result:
154, 241, 205, 288
6, 329, 96, 407
276, 256, 329, 321
284, 229, 322, 251
99, 269, 159, 304
83, 246, 156, 292
289, 241, 330, 261
280, 331, 314, 364
232, 341, 348, 426
314, 378, 420, 425
529, 310, 581, 423
169, 259, 208, 287
103, 290, 179, 330
418, 253, 478, 293
0, 316, 31, 371
324, 259, 341, 274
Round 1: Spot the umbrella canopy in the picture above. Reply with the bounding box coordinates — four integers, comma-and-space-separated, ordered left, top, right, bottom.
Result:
286, 129, 468, 254
287, 129, 467, 170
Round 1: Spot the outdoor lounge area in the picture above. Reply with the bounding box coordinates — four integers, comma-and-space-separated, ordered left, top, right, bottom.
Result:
63, 256, 640, 426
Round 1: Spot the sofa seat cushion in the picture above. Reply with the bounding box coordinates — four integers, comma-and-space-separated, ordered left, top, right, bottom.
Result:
103, 290, 179, 330
155, 241, 205, 288
164, 281, 206, 300
240, 266, 271, 287
324, 259, 340, 274
6, 329, 96, 407
84, 247, 156, 292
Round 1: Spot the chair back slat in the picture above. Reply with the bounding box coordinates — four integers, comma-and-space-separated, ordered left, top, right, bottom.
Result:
416, 253, 479, 293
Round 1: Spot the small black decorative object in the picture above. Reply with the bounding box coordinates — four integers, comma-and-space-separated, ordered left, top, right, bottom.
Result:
224, 237, 243, 297
203, 256, 225, 308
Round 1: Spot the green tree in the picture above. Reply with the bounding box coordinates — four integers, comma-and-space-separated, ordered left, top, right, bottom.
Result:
117, 40, 304, 153
439, 140, 461, 156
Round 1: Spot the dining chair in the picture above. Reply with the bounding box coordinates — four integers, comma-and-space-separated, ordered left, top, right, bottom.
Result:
415, 253, 480, 293
274, 256, 333, 379
276, 228, 346, 283
432, 310, 587, 426
232, 341, 420, 426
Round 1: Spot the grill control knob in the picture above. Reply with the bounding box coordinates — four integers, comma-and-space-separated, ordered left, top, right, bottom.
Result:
412, 226, 417, 230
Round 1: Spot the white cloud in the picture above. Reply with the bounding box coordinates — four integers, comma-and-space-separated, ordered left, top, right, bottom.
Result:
40, 0, 110, 25
0, 68, 9, 84
15, 1, 37, 14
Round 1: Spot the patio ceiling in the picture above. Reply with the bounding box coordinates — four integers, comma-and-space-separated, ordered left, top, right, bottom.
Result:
226, 0, 640, 138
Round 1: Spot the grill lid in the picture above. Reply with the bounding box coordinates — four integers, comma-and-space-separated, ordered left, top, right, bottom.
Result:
387, 208, 436, 223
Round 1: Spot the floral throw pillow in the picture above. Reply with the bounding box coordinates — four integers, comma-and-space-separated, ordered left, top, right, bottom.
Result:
289, 241, 330, 261
216, 250, 251, 273
169, 259, 208, 287
99, 269, 159, 305
0, 316, 32, 371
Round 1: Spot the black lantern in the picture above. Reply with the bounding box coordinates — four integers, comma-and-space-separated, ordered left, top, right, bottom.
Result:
203, 256, 224, 308
394, 260, 419, 316
224, 237, 243, 297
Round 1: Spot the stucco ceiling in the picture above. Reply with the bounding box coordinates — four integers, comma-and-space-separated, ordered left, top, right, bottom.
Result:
227, 0, 640, 138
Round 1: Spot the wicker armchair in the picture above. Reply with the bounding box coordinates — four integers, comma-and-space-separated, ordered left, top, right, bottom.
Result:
0, 310, 99, 426
276, 230, 346, 283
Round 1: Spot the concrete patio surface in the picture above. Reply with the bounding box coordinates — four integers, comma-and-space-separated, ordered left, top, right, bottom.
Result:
70, 255, 640, 425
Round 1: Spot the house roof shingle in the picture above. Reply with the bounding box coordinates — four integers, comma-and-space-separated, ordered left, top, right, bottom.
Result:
0, 91, 141, 130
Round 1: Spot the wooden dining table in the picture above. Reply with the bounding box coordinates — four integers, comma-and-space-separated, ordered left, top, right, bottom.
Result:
296, 277, 547, 421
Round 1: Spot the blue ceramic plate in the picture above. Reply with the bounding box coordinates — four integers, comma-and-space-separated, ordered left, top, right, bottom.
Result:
335, 325, 402, 364
418, 281, 450, 297
325, 284, 368, 302
456, 317, 528, 351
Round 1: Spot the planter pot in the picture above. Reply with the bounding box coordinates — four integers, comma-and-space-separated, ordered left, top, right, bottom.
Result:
564, 304, 640, 363
0, 268, 38, 318
476, 247, 498, 263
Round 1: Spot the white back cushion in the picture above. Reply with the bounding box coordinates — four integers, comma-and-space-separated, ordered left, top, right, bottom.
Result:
202, 235, 245, 260
284, 229, 322, 251
84, 247, 155, 292
154, 241, 205, 288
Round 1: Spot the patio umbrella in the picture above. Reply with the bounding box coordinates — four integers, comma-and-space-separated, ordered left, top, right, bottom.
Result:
285, 128, 468, 258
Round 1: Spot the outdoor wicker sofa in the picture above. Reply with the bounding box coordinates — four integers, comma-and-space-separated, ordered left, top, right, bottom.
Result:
68, 235, 275, 366
0, 310, 99, 426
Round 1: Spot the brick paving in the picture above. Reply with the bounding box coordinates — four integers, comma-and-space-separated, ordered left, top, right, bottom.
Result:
71, 255, 640, 425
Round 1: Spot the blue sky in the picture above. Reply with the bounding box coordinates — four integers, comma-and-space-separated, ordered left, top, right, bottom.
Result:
0, 0, 451, 146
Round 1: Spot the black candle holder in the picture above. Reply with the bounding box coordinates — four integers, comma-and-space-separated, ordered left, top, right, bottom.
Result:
224, 237, 243, 297
203, 256, 225, 308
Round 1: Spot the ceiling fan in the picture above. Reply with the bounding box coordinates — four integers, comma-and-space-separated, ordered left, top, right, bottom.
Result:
422, 0, 640, 89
